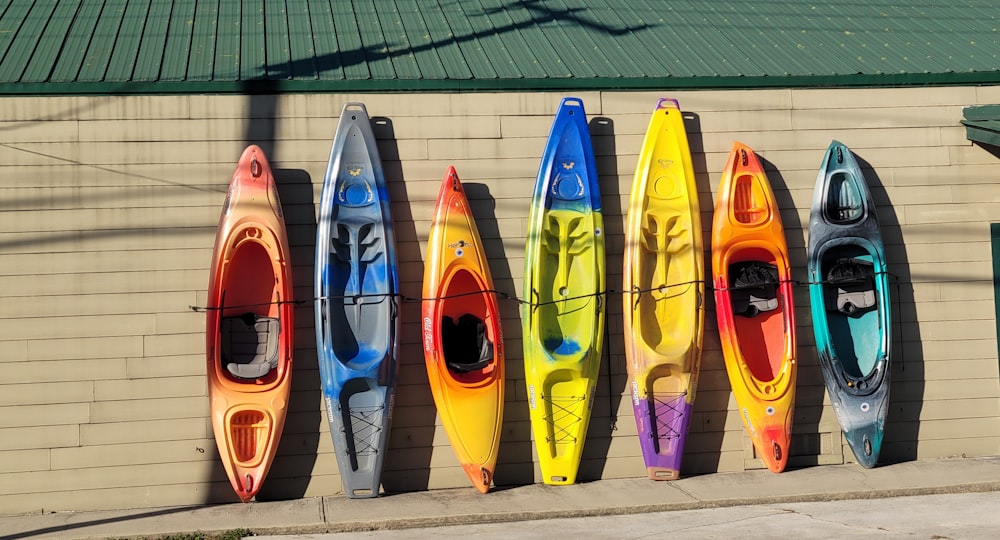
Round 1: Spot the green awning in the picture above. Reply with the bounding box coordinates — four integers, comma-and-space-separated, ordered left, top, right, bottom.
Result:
962, 106, 1000, 148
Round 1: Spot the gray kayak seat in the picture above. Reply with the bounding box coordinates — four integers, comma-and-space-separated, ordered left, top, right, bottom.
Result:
442, 314, 493, 373
825, 258, 877, 317
222, 313, 280, 379
729, 261, 779, 318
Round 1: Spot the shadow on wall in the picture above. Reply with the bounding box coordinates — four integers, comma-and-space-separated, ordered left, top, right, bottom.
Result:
758, 156, 821, 467
676, 111, 730, 477
257, 165, 320, 501
583, 115, 629, 480
371, 116, 440, 494
854, 153, 921, 466
463, 181, 536, 488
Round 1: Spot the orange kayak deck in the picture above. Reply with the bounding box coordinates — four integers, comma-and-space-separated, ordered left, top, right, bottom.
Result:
422, 166, 505, 493
711, 142, 796, 473
206, 145, 293, 501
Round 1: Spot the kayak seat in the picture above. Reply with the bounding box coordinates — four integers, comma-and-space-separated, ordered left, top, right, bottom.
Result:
221, 313, 280, 379
729, 261, 779, 317
442, 313, 493, 373
825, 257, 877, 317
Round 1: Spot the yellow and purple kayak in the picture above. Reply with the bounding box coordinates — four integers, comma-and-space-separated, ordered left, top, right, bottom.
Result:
711, 141, 796, 473
522, 97, 605, 485
422, 166, 505, 493
623, 98, 705, 480
206, 145, 293, 502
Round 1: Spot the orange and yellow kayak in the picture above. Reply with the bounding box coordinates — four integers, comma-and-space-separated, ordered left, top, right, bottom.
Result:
421, 166, 505, 493
711, 141, 796, 473
206, 145, 294, 501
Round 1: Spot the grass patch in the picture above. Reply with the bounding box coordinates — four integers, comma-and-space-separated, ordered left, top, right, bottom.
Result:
110, 529, 254, 540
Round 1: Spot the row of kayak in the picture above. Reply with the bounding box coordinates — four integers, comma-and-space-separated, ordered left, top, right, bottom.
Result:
204, 98, 891, 503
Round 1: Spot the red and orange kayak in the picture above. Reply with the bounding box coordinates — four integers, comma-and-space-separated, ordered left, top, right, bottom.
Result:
711, 141, 796, 473
206, 145, 294, 501
422, 166, 505, 493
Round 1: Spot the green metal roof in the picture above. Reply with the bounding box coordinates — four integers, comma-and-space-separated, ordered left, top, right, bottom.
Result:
1, 0, 999, 95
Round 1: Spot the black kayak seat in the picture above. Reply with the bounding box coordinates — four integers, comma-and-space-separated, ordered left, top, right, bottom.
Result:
729, 261, 779, 318
825, 257, 877, 317
441, 313, 494, 373
221, 313, 280, 379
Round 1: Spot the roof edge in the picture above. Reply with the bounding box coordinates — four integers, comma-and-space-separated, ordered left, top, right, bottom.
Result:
3, 72, 1000, 97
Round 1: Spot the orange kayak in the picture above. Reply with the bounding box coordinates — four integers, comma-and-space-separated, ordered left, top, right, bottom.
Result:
421, 166, 505, 493
206, 145, 294, 501
711, 141, 796, 473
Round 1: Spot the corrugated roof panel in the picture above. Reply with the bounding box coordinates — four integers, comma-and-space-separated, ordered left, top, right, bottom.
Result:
437, 1, 502, 80
286, 2, 318, 80
240, 0, 266, 80
390, 0, 444, 80
78, 0, 127, 82
263, 0, 291, 79
629, 0, 749, 78
352, 0, 399, 80
573, 5, 649, 79
2, 0, 999, 93
329, 1, 370, 80
17, 0, 79, 83
130, 1, 171, 82
487, 0, 572, 78
523, 2, 598, 79
48, 0, 103, 82
306, 0, 346, 81
0, 0, 31, 67
374, 1, 424, 80
185, 0, 219, 82
412, 0, 474, 80
213, 1, 241, 81
104, 0, 149, 82
468, 3, 545, 79
0, 0, 56, 83
159, 0, 196, 81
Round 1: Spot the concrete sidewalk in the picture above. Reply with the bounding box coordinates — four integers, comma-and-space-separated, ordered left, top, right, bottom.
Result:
3, 456, 1000, 540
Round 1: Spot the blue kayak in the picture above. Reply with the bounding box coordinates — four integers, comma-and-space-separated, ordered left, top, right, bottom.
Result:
315, 102, 400, 497
807, 140, 891, 468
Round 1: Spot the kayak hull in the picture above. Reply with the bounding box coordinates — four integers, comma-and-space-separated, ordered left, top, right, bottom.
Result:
522, 97, 606, 485
711, 142, 796, 473
206, 145, 293, 502
623, 98, 705, 480
315, 103, 400, 498
807, 141, 892, 468
422, 166, 505, 493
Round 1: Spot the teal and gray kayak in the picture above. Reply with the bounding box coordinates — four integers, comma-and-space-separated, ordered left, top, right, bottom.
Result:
807, 140, 891, 468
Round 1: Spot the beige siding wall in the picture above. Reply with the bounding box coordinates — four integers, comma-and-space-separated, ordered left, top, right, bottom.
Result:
1, 86, 998, 514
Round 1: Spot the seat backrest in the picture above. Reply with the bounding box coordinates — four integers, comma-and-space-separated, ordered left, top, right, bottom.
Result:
221, 314, 280, 379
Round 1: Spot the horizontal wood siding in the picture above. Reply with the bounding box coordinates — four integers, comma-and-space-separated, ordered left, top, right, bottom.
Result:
1, 87, 998, 514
